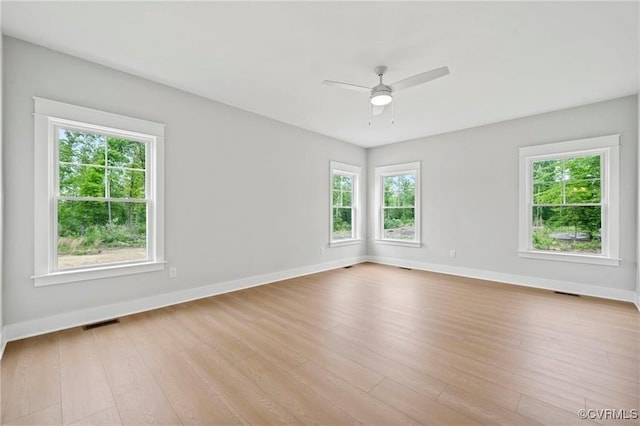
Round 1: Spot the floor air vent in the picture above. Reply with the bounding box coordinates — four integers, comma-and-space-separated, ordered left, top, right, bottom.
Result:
554, 291, 580, 297
399, 267, 412, 271
83, 318, 120, 331
344, 265, 353, 269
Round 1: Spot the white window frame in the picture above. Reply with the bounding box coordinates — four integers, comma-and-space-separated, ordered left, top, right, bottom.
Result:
329, 161, 362, 247
374, 161, 421, 248
33, 98, 166, 286
518, 134, 620, 266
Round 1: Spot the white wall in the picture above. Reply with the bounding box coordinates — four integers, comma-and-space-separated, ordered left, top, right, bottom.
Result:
368, 95, 638, 301
0, 5, 5, 355
2, 37, 366, 334
637, 81, 640, 309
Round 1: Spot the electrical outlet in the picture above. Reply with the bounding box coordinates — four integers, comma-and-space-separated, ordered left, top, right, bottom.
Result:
169, 267, 177, 278
449, 249, 456, 258
320, 247, 325, 255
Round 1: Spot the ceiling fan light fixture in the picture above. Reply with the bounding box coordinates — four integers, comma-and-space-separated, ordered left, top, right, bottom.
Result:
370, 90, 392, 106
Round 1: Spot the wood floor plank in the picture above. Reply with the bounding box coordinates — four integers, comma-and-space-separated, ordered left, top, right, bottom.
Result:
58, 330, 114, 425
252, 317, 385, 392
332, 323, 524, 411
1, 335, 60, 423
1, 340, 24, 421
233, 354, 361, 425
585, 398, 640, 426
91, 324, 182, 425
180, 343, 302, 425
517, 394, 599, 426
130, 317, 242, 426
3, 404, 61, 426
369, 378, 481, 426
68, 406, 122, 426
290, 360, 420, 425
2, 263, 638, 426
202, 306, 307, 371
134, 342, 242, 425
437, 385, 542, 426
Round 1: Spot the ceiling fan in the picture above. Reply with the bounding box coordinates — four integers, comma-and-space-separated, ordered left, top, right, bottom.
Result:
322, 65, 450, 118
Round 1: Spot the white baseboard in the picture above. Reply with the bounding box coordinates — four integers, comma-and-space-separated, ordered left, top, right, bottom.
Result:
367, 256, 637, 303
635, 292, 640, 312
3, 254, 637, 345
4, 256, 366, 343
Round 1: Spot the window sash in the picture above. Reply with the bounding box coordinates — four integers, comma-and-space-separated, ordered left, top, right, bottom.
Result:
375, 162, 421, 246
329, 162, 361, 245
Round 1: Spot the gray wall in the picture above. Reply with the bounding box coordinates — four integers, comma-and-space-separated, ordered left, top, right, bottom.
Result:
0, 8, 4, 348
368, 95, 638, 294
2, 36, 638, 332
3, 37, 366, 326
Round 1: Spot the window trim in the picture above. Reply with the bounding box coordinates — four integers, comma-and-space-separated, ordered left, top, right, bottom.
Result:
518, 134, 620, 266
329, 161, 362, 247
32, 97, 166, 286
374, 161, 421, 248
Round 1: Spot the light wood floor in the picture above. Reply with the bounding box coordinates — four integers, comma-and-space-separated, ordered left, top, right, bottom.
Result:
1, 262, 639, 425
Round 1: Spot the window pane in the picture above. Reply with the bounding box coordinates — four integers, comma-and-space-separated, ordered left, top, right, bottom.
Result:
57, 200, 147, 269
108, 169, 146, 199
383, 176, 398, 193
532, 159, 563, 183
533, 182, 562, 205
565, 180, 600, 204
341, 175, 353, 191
398, 185, 415, 207
384, 191, 398, 207
59, 129, 105, 165
59, 164, 105, 197
383, 208, 415, 240
332, 207, 353, 240
332, 190, 341, 207
333, 175, 341, 191
384, 174, 415, 206
107, 137, 146, 168
565, 155, 600, 180
342, 190, 352, 207
531, 205, 601, 254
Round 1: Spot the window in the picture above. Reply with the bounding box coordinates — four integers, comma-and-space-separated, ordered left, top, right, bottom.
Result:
518, 134, 619, 266
374, 162, 421, 247
330, 161, 361, 246
33, 98, 165, 285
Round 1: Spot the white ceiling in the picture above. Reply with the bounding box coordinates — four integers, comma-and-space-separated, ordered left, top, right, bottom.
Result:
2, 1, 638, 147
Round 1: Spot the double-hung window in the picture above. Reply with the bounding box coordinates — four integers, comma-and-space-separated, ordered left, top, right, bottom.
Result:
518, 134, 619, 265
375, 161, 421, 247
330, 161, 361, 246
33, 98, 166, 285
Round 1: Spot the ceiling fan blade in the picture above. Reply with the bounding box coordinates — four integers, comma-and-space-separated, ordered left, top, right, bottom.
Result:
389, 66, 450, 92
372, 105, 386, 116
322, 80, 371, 92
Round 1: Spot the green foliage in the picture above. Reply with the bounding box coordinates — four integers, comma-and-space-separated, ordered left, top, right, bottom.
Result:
57, 129, 147, 255
383, 174, 415, 232
531, 154, 602, 253
58, 224, 146, 255
332, 207, 352, 239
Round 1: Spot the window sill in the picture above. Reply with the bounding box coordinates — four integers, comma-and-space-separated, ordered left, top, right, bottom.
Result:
329, 239, 363, 248
32, 261, 167, 287
518, 250, 619, 266
374, 239, 422, 248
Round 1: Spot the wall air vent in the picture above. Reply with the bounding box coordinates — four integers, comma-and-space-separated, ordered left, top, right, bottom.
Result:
82, 318, 120, 330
